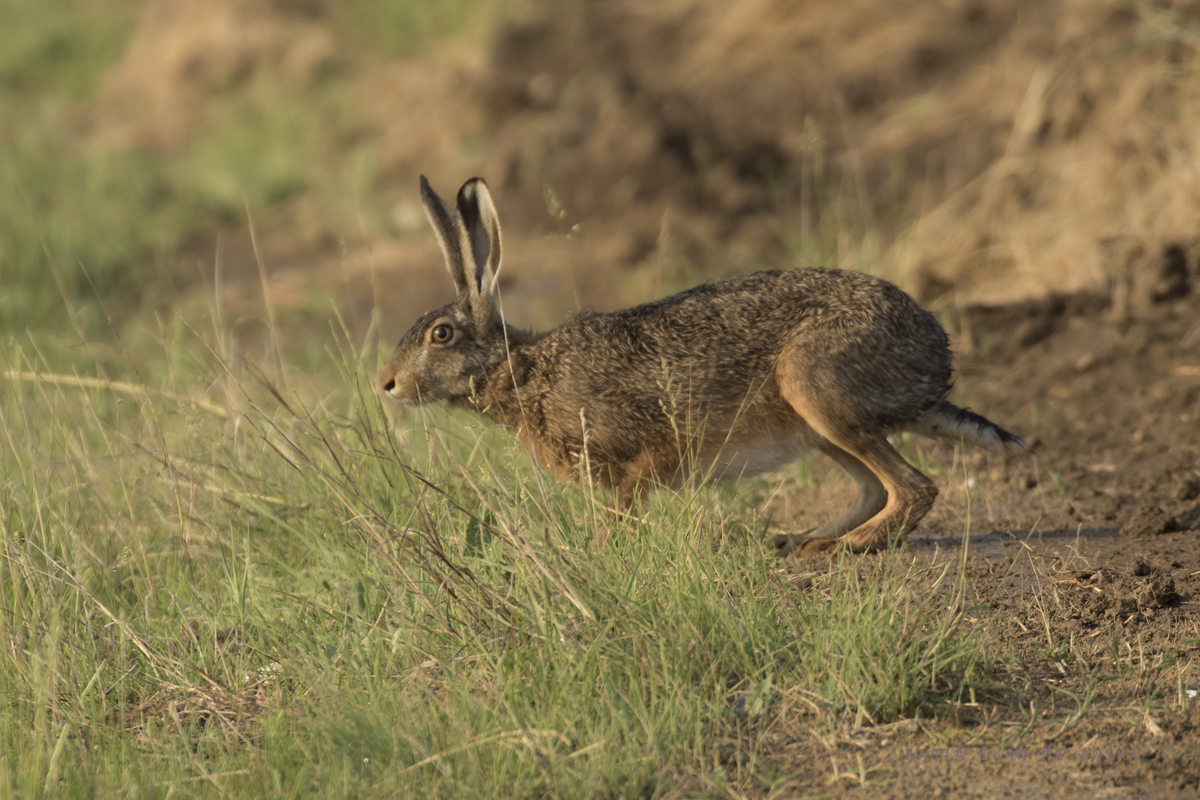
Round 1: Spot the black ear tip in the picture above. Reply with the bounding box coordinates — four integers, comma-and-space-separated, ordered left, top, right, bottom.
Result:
419, 174, 431, 191
459, 178, 490, 197
457, 178, 494, 216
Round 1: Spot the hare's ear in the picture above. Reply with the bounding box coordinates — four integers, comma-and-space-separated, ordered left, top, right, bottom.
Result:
455, 177, 502, 326
420, 175, 471, 296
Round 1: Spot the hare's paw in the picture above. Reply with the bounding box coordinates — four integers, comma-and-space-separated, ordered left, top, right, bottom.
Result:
797, 537, 839, 554
842, 520, 909, 554
765, 528, 825, 559
766, 532, 797, 558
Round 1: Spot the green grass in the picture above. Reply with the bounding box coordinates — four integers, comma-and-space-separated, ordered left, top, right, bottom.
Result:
0, 0, 511, 337
0, 145, 193, 332
0, 307, 992, 797
0, 0, 133, 106
0, 47, 360, 336
335, 0, 507, 57
0, 0, 152, 331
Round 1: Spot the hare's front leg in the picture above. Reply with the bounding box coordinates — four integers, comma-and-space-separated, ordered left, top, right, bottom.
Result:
610, 446, 674, 514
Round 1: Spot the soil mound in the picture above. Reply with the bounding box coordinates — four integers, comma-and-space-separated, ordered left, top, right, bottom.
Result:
460, 0, 1200, 304
89, 0, 1200, 322
95, 0, 335, 148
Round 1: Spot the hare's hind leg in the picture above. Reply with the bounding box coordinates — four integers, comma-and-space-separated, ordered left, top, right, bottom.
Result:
767, 442, 887, 558
777, 382, 937, 555
815, 435, 937, 553
813, 443, 889, 538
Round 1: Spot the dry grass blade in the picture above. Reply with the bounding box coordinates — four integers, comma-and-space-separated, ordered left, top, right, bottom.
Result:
2, 369, 232, 419
407, 729, 572, 772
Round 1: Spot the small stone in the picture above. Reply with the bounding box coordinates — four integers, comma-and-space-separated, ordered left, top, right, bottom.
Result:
1176, 478, 1200, 502
1074, 352, 1097, 372
1132, 559, 1152, 577
527, 72, 557, 107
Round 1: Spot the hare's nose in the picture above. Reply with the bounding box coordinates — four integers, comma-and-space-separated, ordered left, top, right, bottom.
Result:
382, 377, 396, 394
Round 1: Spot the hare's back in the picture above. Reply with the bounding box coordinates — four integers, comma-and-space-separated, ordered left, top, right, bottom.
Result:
555, 271, 806, 394
593, 267, 942, 357
548, 268, 946, 405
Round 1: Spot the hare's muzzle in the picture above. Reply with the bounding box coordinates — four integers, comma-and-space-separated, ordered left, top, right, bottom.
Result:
379, 376, 411, 404
378, 364, 405, 402
378, 361, 426, 405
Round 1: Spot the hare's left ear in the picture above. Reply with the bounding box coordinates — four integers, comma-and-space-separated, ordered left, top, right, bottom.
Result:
455, 177, 502, 327
420, 175, 472, 297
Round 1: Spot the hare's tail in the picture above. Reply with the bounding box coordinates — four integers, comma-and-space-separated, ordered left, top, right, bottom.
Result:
909, 400, 1027, 452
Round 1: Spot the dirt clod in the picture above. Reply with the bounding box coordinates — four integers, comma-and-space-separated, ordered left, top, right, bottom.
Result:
1178, 505, 1200, 531
1119, 506, 1178, 538
1150, 244, 1192, 304
1133, 575, 1179, 610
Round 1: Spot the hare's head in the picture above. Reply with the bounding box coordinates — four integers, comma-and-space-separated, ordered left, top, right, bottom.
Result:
379, 176, 506, 406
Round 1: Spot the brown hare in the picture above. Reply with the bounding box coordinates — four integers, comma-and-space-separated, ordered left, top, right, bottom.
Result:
379, 176, 1026, 555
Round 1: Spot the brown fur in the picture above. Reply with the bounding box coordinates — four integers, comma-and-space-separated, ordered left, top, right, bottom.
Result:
379, 176, 1027, 555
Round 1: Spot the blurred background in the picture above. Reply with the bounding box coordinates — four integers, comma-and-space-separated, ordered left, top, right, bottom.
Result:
3, 0, 1200, 358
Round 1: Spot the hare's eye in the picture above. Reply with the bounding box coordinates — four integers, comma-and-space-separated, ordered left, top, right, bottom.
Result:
431, 324, 454, 344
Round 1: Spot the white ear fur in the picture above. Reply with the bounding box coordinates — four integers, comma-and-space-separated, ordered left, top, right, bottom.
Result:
419, 175, 471, 297
455, 178, 503, 326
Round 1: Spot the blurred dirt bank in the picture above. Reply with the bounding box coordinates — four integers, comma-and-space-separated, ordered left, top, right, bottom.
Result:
85, 0, 1200, 331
